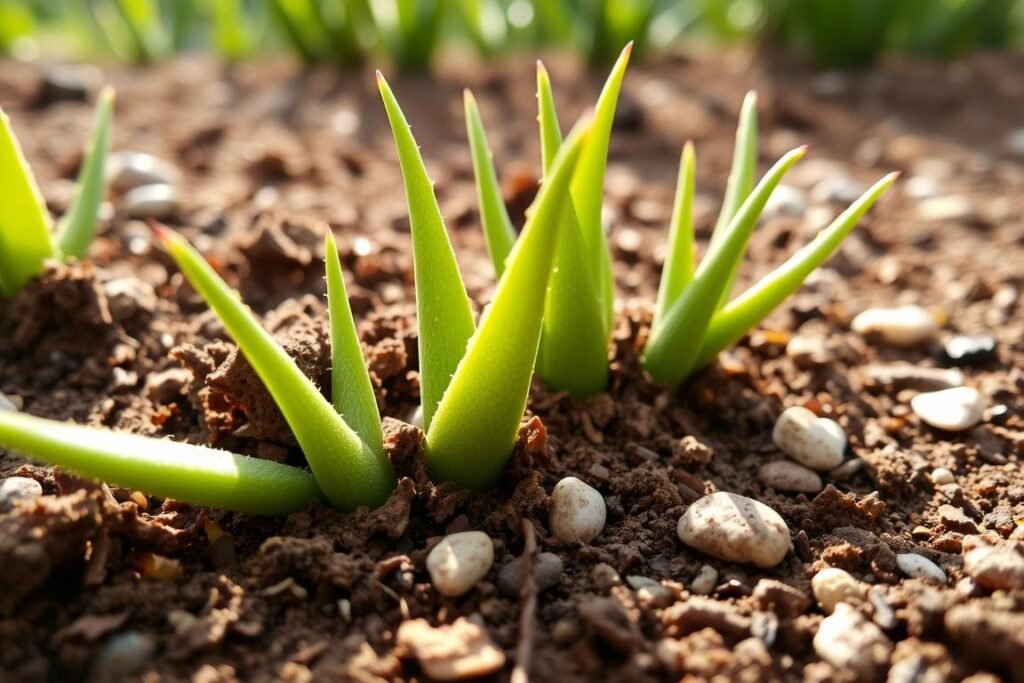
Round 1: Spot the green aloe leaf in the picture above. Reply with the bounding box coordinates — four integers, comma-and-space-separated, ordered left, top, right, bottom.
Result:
464, 89, 516, 279
426, 115, 592, 490
643, 146, 807, 386
57, 86, 115, 261
378, 72, 476, 431
653, 141, 696, 328
156, 226, 394, 511
325, 230, 383, 455
534, 60, 608, 397
694, 172, 899, 367
536, 61, 561, 172
0, 106, 55, 298
570, 42, 631, 337
0, 411, 320, 516
707, 91, 757, 309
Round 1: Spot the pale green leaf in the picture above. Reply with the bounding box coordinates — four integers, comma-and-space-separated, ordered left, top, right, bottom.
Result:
426, 115, 592, 490
571, 42, 632, 336
58, 86, 114, 260
0, 107, 55, 297
694, 172, 898, 367
156, 227, 394, 511
536, 60, 561, 174
0, 411, 320, 516
643, 146, 807, 386
464, 89, 516, 278
378, 72, 476, 431
653, 141, 696, 328
326, 230, 383, 455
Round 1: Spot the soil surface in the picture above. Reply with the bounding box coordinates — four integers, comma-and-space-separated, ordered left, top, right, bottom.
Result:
1, 47, 1023, 682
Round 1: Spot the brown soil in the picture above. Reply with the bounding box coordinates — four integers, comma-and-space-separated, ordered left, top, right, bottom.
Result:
1, 47, 1023, 682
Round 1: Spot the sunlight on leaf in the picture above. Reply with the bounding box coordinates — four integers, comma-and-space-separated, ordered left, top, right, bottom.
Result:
654, 140, 696, 328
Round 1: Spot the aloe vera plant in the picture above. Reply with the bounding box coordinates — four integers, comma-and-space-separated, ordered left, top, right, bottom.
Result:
464, 59, 897, 393
379, 72, 591, 490
0, 87, 114, 297
0, 225, 395, 515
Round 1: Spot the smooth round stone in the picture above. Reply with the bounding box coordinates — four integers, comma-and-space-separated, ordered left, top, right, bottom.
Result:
0, 476, 43, 510
123, 184, 181, 220
677, 492, 792, 568
810, 175, 865, 204
916, 195, 977, 223
91, 632, 156, 681
426, 531, 494, 597
763, 184, 807, 218
549, 477, 606, 544
903, 175, 942, 200
758, 460, 823, 494
963, 545, 1024, 592
896, 553, 947, 584
929, 467, 956, 486
107, 151, 182, 193
941, 335, 997, 367
690, 564, 718, 596
851, 305, 938, 347
497, 552, 564, 598
910, 386, 986, 432
772, 406, 846, 471
812, 567, 863, 614
814, 603, 892, 680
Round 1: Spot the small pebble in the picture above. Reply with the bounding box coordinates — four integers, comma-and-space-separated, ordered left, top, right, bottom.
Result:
811, 567, 863, 614
941, 335, 997, 367
916, 195, 977, 223
757, 460, 823, 494
0, 393, 18, 411
108, 151, 181, 193
763, 184, 806, 218
963, 545, 1024, 592
865, 364, 963, 391
896, 553, 947, 584
407, 405, 423, 429
1005, 128, 1024, 157
813, 603, 892, 681
852, 305, 939, 346
426, 531, 494, 597
772, 406, 846, 471
123, 184, 181, 220
496, 552, 563, 598
929, 467, 955, 485
903, 175, 942, 199
690, 565, 718, 596
549, 477, 606, 544
785, 334, 833, 367
867, 588, 896, 629
810, 175, 865, 204
0, 476, 43, 511
91, 632, 156, 682
677, 492, 792, 568
38, 64, 102, 104
910, 386, 986, 432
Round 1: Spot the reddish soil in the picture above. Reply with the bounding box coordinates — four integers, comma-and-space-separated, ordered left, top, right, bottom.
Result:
0, 47, 1022, 682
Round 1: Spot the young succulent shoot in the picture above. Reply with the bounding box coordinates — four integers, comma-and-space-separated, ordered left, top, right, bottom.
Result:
154, 225, 395, 511
464, 45, 632, 397
642, 94, 898, 386
379, 73, 592, 490
0, 87, 114, 297
0, 411, 321, 516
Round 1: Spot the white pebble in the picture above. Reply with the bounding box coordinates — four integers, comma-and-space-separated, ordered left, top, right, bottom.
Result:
896, 553, 947, 584
911, 387, 985, 432
763, 184, 806, 218
929, 467, 955, 485
810, 175, 865, 204
677, 492, 792, 568
0, 393, 18, 411
963, 545, 1024, 592
690, 564, 718, 596
851, 305, 938, 346
811, 567, 863, 614
123, 184, 181, 220
903, 175, 942, 199
0, 476, 43, 510
107, 151, 181, 192
758, 460, 823, 494
426, 531, 494, 597
407, 405, 423, 429
549, 477, 606, 544
916, 195, 977, 223
772, 406, 846, 471
814, 603, 892, 680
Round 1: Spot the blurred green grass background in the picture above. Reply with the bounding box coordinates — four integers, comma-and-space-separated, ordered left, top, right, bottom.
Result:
1, 0, 1021, 69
